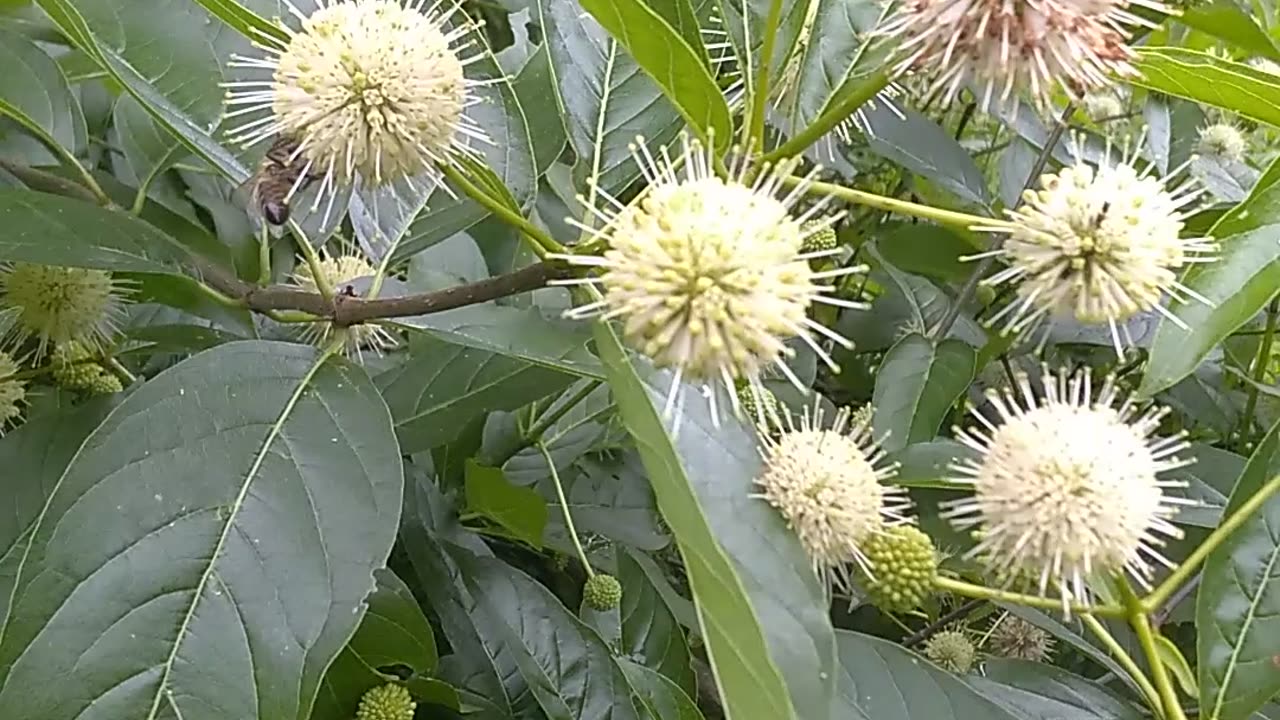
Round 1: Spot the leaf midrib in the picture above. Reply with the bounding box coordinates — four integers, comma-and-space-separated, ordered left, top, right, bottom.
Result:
1209, 518, 1280, 720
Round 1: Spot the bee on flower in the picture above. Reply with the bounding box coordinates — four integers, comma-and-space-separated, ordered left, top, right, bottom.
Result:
552, 133, 867, 423
971, 138, 1216, 355
222, 0, 489, 227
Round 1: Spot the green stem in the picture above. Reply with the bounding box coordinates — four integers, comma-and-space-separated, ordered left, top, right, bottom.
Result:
257, 223, 273, 287
287, 221, 336, 300
1122, 580, 1187, 720
1239, 295, 1279, 447
1080, 613, 1162, 713
539, 442, 593, 576
794, 178, 1003, 232
761, 68, 891, 162
524, 381, 601, 446
440, 164, 564, 257
747, 0, 785, 151
932, 576, 1127, 619
1145, 472, 1280, 611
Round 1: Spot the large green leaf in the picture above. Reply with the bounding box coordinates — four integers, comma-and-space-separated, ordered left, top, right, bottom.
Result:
785, 0, 885, 131
375, 334, 575, 453
0, 189, 198, 271
595, 322, 836, 720
833, 630, 1020, 719
540, 453, 669, 551
576, 0, 731, 149
1197, 417, 1280, 720
618, 547, 695, 694
1140, 158, 1280, 396
463, 460, 548, 548
872, 333, 976, 453
0, 341, 404, 720
536, 0, 683, 195
1178, 2, 1280, 62
864, 105, 990, 206
970, 659, 1145, 720
1131, 48, 1280, 128
0, 25, 86, 157
621, 660, 704, 720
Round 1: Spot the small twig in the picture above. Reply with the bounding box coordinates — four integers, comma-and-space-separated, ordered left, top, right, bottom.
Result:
903, 598, 984, 647
1239, 295, 1280, 447
1152, 572, 1200, 627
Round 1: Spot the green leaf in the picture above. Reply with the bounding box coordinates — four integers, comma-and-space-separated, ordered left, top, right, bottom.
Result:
0, 189, 198, 271
1178, 2, 1280, 61
376, 334, 575, 453
542, 453, 670, 551
0, 341, 404, 720
620, 660, 705, 720
575, 0, 732, 150
536, 0, 683, 195
1197, 417, 1280, 720
595, 322, 836, 720
399, 305, 604, 378
876, 223, 981, 285
191, 0, 287, 47
463, 460, 548, 547
618, 547, 695, 694
112, 95, 185, 207
1140, 157, 1280, 396
889, 440, 974, 488
786, 0, 885, 132
833, 630, 1019, 720
864, 105, 990, 206
494, 380, 616, 487
872, 334, 977, 453
0, 25, 86, 157
1131, 48, 1280, 128
969, 660, 1146, 720
1155, 635, 1198, 698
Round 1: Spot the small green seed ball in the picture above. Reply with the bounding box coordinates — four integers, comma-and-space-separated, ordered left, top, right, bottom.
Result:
800, 219, 838, 254
924, 630, 976, 674
736, 383, 779, 423
86, 370, 123, 395
583, 573, 623, 611
859, 525, 938, 614
355, 683, 416, 720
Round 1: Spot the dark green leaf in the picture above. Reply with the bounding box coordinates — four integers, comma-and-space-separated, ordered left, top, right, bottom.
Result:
596, 322, 836, 720
376, 334, 575, 453
889, 440, 974, 488
618, 548, 695, 694
973, 659, 1146, 720
536, 0, 683, 195
785, 0, 885, 132
0, 341, 404, 720
0, 25, 86, 156
1197, 417, 1280, 720
112, 95, 184, 206
1140, 158, 1280, 396
399, 305, 604, 378
463, 460, 547, 547
876, 223, 981, 285
0, 188, 197, 271
833, 630, 1019, 720
873, 334, 976, 453
620, 660, 704, 720
864, 104, 990, 206
495, 380, 616, 487
1131, 48, 1280, 128
1178, 2, 1280, 61
543, 453, 669, 551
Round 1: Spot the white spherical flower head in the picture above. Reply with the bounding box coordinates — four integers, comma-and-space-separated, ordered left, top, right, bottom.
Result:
555, 135, 866, 421
976, 141, 1216, 355
880, 0, 1169, 114
755, 403, 910, 588
290, 252, 396, 356
945, 367, 1195, 612
224, 0, 486, 216
1198, 123, 1247, 161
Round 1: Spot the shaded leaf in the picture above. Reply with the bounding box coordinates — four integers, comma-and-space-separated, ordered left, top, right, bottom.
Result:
0, 25, 86, 156
618, 547, 694, 694
544, 452, 669, 551
864, 104, 989, 206
621, 660, 704, 720
464, 460, 547, 548
973, 659, 1146, 720
399, 305, 604, 378
873, 334, 976, 453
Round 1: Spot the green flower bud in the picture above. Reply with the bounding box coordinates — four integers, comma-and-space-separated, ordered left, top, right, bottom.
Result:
736, 383, 779, 424
87, 370, 124, 395
924, 630, 976, 674
801, 219, 838, 254
583, 573, 622, 611
356, 683, 416, 720
859, 525, 938, 614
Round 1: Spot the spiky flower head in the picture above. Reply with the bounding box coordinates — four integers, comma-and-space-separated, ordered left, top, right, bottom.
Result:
924, 630, 977, 673
355, 683, 415, 720
0, 263, 128, 357
555, 134, 864, 421
1250, 57, 1280, 75
987, 613, 1055, 661
0, 351, 25, 429
1082, 92, 1125, 123
945, 366, 1194, 613
754, 402, 910, 589
881, 0, 1169, 114
224, 0, 487, 222
1198, 123, 1247, 161
858, 524, 938, 613
976, 141, 1216, 354
290, 252, 396, 357
583, 573, 623, 611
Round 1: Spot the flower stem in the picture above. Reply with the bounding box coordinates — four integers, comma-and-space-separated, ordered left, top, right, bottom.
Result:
747, 0, 786, 151
440, 163, 564, 257
761, 68, 892, 162
1144, 472, 1280, 611
1239, 295, 1280, 448
289, 224, 336, 300
1080, 613, 1162, 713
539, 441, 593, 576
1122, 580, 1187, 720
932, 576, 1127, 618
793, 178, 1003, 232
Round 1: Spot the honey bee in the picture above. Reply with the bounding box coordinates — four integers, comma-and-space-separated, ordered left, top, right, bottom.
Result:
240, 135, 319, 228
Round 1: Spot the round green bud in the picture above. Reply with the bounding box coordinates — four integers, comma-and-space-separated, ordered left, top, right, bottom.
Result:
859, 525, 938, 614
736, 383, 779, 424
356, 683, 416, 720
800, 219, 838, 254
975, 284, 997, 307
988, 614, 1054, 662
86, 370, 123, 395
583, 573, 623, 611
924, 630, 976, 674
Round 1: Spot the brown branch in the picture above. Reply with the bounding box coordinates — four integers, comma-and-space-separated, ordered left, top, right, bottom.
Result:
200, 260, 566, 325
